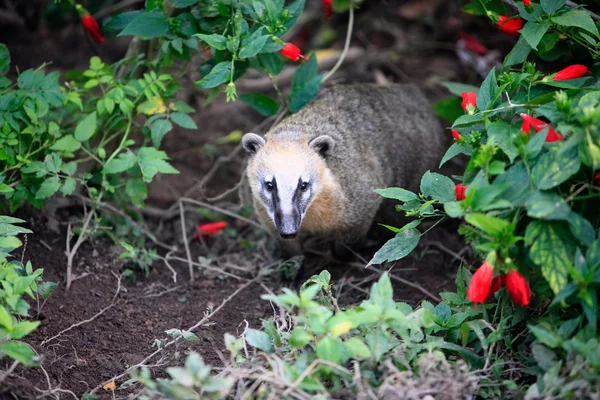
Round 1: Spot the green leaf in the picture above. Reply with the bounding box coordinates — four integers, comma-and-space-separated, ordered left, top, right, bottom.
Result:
289, 327, 312, 348
0, 43, 10, 75
344, 337, 372, 358
0, 306, 13, 330
439, 142, 471, 167
525, 191, 571, 220
541, 0, 567, 14
316, 336, 342, 364
60, 177, 76, 196
368, 229, 420, 266
35, 176, 61, 199
525, 126, 549, 158
195, 33, 227, 50
289, 54, 322, 113
465, 213, 510, 237
125, 178, 147, 207
245, 328, 273, 353
420, 171, 455, 203
74, 112, 97, 141
477, 67, 499, 111
239, 27, 269, 59
1, 340, 38, 366
103, 151, 137, 174
182, 330, 201, 343
240, 93, 279, 117
258, 53, 283, 75
520, 21, 551, 50
170, 112, 197, 129
452, 114, 485, 128
504, 36, 532, 66
11, 321, 40, 340
0, 236, 22, 251
441, 82, 479, 97
151, 119, 173, 148
552, 9, 599, 37
525, 221, 574, 293
373, 187, 418, 202
487, 121, 519, 162
532, 146, 581, 189
136, 147, 179, 182
37, 281, 57, 299
172, 0, 198, 8
568, 211, 596, 246
528, 324, 562, 348
195, 61, 231, 89
118, 9, 169, 38
50, 135, 81, 153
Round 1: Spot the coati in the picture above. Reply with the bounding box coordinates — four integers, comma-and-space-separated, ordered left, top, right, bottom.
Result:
242, 83, 447, 257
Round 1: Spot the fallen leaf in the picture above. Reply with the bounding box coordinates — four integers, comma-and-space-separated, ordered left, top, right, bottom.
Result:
103, 381, 117, 391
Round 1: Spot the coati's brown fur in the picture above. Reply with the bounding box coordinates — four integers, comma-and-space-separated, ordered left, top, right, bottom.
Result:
243, 83, 447, 256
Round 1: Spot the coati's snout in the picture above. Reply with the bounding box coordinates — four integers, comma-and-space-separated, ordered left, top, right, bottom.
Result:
242, 132, 335, 240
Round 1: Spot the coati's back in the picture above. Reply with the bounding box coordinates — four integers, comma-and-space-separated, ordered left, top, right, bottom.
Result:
243, 83, 446, 252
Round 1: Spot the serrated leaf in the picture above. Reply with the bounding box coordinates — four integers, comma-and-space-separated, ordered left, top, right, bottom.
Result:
118, 9, 169, 38
103, 151, 136, 174
552, 9, 599, 37
289, 327, 312, 348
344, 337, 372, 358
245, 328, 273, 353
0, 306, 13, 330
1, 340, 38, 366
532, 146, 581, 189
520, 21, 550, 50
136, 147, 179, 182
170, 112, 197, 129
315, 336, 342, 364
368, 229, 420, 266
465, 213, 510, 237
151, 119, 172, 148
525, 221, 574, 293
50, 135, 81, 153
60, 177, 76, 196
525, 191, 571, 220
35, 176, 61, 199
240, 93, 279, 117
11, 321, 40, 339
373, 187, 418, 202
74, 112, 97, 141
182, 330, 201, 343
568, 211, 596, 246
195, 62, 231, 89
420, 171, 455, 203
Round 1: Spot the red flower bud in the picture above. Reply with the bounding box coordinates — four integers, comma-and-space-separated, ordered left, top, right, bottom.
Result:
455, 183, 467, 201
452, 130, 462, 141
280, 43, 307, 62
496, 15, 524, 37
523, 0, 531, 6
505, 270, 531, 306
461, 91, 477, 114
553, 64, 591, 81
595, 172, 600, 185
520, 114, 564, 142
76, 5, 104, 45
467, 262, 494, 304
193, 221, 228, 240
458, 32, 488, 56
489, 275, 505, 295
322, 0, 333, 19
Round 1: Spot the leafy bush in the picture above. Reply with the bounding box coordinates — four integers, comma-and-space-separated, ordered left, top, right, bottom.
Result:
368, 0, 600, 396
0, 216, 54, 368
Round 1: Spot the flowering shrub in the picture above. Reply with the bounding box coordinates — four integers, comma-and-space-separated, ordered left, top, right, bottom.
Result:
370, 0, 600, 396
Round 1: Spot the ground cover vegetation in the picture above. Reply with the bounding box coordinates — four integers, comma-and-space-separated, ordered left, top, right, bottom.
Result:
0, 0, 599, 398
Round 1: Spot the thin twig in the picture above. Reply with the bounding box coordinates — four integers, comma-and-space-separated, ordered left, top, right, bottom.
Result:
0, 361, 19, 384
322, 6, 355, 84
179, 201, 194, 282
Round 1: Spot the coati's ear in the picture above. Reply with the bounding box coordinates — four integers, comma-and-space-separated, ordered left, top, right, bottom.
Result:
309, 135, 335, 158
242, 133, 266, 156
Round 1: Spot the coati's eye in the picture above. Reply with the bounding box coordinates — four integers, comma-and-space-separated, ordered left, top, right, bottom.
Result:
265, 181, 275, 191
300, 182, 309, 191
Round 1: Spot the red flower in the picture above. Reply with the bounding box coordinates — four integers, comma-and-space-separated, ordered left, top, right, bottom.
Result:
461, 91, 477, 114
467, 262, 494, 304
496, 15, 524, 37
455, 183, 467, 201
553, 64, 591, 81
193, 221, 228, 240
505, 270, 531, 306
520, 113, 564, 142
76, 5, 104, 45
523, 0, 531, 6
322, 0, 333, 19
452, 130, 461, 141
459, 32, 488, 56
280, 43, 307, 62
489, 275, 505, 295
595, 172, 600, 185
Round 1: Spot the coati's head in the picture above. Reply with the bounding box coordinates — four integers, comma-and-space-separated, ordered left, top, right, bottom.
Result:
242, 132, 335, 240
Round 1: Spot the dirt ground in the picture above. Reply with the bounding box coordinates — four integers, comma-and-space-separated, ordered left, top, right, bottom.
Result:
0, 0, 511, 398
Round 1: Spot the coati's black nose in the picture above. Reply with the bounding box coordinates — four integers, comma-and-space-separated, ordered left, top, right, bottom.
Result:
280, 231, 298, 240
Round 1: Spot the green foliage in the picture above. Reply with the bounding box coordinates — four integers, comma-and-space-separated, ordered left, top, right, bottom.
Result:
0, 217, 54, 367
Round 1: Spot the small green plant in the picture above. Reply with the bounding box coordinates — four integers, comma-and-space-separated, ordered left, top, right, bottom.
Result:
0, 216, 55, 368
